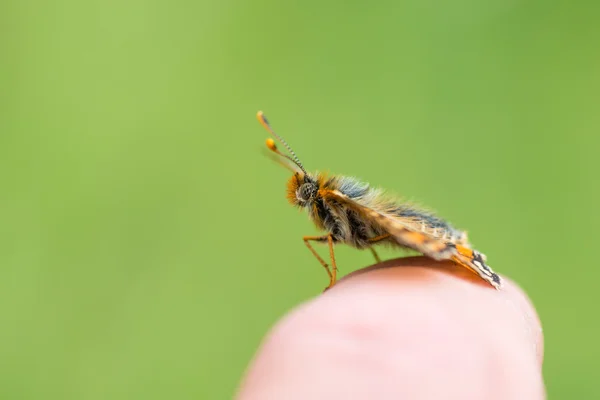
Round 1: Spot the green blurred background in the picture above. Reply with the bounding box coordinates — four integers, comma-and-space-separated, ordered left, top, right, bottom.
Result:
1, 0, 598, 398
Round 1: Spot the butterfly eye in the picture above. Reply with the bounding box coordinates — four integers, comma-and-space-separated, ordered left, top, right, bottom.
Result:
297, 183, 317, 203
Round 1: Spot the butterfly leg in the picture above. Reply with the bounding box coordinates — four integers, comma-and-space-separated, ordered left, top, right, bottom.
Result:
369, 248, 381, 263
367, 234, 391, 263
327, 234, 338, 288
303, 235, 337, 290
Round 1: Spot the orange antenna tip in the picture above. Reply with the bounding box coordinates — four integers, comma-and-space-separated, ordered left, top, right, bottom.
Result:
266, 138, 277, 151
256, 111, 271, 131
256, 111, 308, 174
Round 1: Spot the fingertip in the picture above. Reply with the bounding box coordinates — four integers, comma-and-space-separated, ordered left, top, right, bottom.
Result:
335, 257, 544, 364
494, 277, 544, 365
238, 258, 545, 399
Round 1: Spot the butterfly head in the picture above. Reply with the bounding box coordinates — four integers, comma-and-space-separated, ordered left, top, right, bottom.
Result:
286, 173, 320, 207
257, 111, 321, 208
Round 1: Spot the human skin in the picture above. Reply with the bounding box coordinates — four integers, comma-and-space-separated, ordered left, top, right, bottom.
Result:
237, 257, 545, 399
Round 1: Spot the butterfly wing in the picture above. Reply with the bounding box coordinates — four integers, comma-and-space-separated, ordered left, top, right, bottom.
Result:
321, 188, 501, 289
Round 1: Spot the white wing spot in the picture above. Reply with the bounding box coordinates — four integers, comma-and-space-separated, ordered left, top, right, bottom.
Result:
472, 259, 492, 276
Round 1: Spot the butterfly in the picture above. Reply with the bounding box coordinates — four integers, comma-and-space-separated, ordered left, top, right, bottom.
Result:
257, 111, 501, 291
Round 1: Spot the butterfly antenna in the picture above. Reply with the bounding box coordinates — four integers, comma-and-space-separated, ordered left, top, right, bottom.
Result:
257, 111, 307, 174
